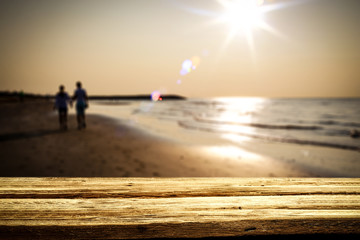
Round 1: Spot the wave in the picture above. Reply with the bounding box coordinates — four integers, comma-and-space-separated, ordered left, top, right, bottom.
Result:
178, 121, 360, 151
318, 120, 360, 128
194, 117, 322, 131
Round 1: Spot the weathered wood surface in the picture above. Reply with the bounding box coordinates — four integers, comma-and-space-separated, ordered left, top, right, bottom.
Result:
0, 178, 360, 239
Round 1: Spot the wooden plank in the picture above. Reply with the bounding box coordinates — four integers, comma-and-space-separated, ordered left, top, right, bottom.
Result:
1, 178, 359, 198
0, 178, 360, 239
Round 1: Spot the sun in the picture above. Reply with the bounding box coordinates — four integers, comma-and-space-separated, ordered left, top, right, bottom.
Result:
174, 0, 294, 59
218, 0, 265, 35
215, 0, 272, 59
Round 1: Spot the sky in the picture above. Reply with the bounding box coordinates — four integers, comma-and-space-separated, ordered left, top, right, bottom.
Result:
0, 0, 359, 98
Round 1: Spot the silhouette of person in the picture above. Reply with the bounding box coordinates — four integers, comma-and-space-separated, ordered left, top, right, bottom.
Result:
72, 81, 88, 130
54, 85, 72, 130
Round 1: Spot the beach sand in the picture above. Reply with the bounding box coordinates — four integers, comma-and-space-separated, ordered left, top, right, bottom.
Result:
0, 99, 358, 177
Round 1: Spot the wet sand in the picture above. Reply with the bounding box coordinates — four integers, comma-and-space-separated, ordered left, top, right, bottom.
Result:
0, 100, 357, 177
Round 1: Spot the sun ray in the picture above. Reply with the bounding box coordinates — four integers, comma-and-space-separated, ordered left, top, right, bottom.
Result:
261, 0, 312, 13
172, 0, 311, 59
257, 21, 289, 41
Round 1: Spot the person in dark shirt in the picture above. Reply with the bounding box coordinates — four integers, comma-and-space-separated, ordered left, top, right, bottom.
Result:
54, 85, 72, 130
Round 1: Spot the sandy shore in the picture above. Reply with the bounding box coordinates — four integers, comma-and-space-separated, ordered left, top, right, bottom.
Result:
0, 100, 357, 177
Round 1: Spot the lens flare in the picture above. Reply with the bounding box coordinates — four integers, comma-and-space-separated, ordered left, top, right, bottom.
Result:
191, 56, 201, 68
202, 49, 209, 57
180, 56, 201, 76
180, 68, 188, 76
182, 59, 192, 70
181, 59, 193, 75
151, 91, 162, 101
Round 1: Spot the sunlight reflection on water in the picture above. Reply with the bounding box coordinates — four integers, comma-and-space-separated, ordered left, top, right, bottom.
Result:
214, 97, 266, 143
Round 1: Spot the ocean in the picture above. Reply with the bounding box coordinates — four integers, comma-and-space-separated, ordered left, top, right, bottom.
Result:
89, 97, 360, 152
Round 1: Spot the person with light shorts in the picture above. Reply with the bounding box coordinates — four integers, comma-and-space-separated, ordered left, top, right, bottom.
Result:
72, 81, 88, 130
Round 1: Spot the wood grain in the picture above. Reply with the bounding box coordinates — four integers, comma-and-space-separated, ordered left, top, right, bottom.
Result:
0, 178, 359, 239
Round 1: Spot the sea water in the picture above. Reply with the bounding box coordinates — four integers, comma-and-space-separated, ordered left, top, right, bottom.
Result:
89, 97, 360, 152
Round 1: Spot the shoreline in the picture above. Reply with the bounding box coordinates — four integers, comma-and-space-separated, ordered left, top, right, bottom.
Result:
0, 100, 358, 177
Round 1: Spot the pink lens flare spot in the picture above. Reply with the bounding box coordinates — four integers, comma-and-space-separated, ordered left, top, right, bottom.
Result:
202, 49, 209, 57
180, 68, 188, 76
151, 91, 161, 101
